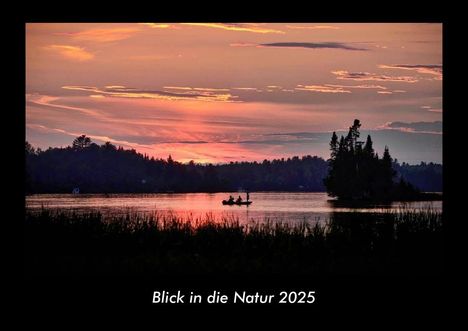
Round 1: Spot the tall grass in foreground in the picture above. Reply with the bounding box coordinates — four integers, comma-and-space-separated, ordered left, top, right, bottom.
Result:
24, 208, 443, 276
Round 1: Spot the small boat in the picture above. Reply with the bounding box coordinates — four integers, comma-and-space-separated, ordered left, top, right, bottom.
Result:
222, 200, 252, 206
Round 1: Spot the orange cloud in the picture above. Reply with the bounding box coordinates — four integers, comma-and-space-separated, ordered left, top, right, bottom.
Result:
181, 23, 285, 34
378, 64, 442, 80
231, 87, 258, 90
229, 42, 258, 47
140, 23, 175, 29
295, 84, 351, 93
286, 25, 340, 30
57, 27, 140, 42
164, 86, 230, 92
377, 91, 393, 94
332, 70, 419, 83
62, 85, 239, 103
43, 45, 94, 62
326, 84, 388, 90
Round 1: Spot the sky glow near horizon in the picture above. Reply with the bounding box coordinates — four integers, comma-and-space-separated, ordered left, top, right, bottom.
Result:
26, 23, 442, 164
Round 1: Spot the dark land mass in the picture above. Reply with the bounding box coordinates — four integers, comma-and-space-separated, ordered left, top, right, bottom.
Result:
25, 137, 442, 197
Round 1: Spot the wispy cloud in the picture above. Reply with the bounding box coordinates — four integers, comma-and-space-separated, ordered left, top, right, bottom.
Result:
332, 70, 418, 83
379, 64, 442, 80
43, 45, 94, 62
231, 87, 260, 91
162, 86, 192, 90
326, 84, 388, 90
295, 84, 351, 93
164, 86, 230, 92
27, 94, 104, 118
421, 105, 442, 113
229, 42, 258, 47
56, 28, 140, 42
375, 89, 406, 95
62, 85, 239, 102
139, 23, 175, 29
295, 84, 392, 94
285, 25, 340, 30
259, 42, 368, 51
180, 23, 285, 34
378, 121, 442, 134
377, 91, 394, 94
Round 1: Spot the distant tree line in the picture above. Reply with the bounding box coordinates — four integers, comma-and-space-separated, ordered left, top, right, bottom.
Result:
25, 134, 442, 194
394, 162, 442, 193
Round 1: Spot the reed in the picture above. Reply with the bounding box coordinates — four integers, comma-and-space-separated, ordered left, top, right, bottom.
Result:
24, 207, 443, 276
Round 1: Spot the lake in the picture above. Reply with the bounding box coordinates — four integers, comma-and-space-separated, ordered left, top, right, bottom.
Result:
25, 192, 442, 225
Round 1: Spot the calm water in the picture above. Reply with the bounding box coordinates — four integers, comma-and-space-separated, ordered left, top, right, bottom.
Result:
25, 192, 442, 225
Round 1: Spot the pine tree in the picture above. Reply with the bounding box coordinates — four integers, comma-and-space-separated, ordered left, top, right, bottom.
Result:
346, 119, 361, 151
379, 146, 396, 197
72, 135, 92, 150
330, 132, 338, 160
363, 135, 374, 156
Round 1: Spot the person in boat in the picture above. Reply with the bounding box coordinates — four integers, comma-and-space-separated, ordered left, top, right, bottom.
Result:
236, 195, 243, 203
246, 192, 250, 202
228, 195, 234, 203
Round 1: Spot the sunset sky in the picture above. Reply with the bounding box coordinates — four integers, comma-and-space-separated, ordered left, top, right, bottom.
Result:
26, 23, 442, 164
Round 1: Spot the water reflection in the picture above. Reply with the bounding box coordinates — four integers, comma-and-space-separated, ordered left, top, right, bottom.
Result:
25, 192, 442, 225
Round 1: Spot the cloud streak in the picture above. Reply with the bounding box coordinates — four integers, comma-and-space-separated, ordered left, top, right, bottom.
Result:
379, 64, 442, 80
56, 28, 140, 42
43, 45, 94, 62
140, 23, 175, 29
378, 121, 442, 134
326, 84, 388, 90
295, 84, 394, 94
421, 106, 442, 113
285, 25, 340, 30
259, 42, 368, 51
229, 42, 258, 47
62, 85, 239, 102
27, 94, 102, 117
295, 84, 351, 93
164, 86, 230, 92
181, 23, 284, 34
332, 70, 418, 83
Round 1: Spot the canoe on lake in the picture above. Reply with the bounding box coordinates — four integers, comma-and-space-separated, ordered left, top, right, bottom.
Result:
222, 200, 252, 206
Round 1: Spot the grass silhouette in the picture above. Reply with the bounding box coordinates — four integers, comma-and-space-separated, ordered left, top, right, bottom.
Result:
24, 208, 442, 276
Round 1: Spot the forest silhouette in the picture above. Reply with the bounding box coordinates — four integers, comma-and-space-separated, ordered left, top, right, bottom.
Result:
324, 119, 438, 200
25, 125, 442, 198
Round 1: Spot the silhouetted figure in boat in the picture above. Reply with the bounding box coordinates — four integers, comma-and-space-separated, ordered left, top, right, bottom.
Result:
246, 192, 250, 202
228, 195, 234, 203
236, 195, 243, 203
